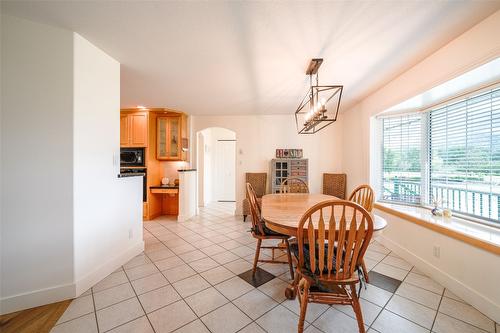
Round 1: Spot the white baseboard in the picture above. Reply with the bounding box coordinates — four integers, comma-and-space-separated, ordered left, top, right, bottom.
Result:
0, 282, 75, 315
0, 241, 144, 315
74, 240, 144, 296
379, 235, 500, 323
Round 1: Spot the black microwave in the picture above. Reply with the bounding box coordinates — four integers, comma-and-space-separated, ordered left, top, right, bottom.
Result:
120, 148, 145, 167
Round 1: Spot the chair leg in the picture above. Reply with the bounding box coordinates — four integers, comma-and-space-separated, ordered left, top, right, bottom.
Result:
350, 284, 366, 333
286, 269, 300, 300
297, 278, 309, 333
243, 215, 247, 222
252, 239, 262, 276
284, 239, 294, 280
361, 259, 370, 283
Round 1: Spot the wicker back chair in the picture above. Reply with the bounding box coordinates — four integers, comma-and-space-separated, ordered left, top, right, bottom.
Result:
322, 173, 347, 199
280, 177, 309, 194
242, 173, 267, 221
246, 183, 294, 278
294, 200, 373, 333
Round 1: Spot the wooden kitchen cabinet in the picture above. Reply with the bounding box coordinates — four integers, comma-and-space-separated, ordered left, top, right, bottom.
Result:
120, 114, 129, 146
120, 112, 148, 147
157, 115, 182, 160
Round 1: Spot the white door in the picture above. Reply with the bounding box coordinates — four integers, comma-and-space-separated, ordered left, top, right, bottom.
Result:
215, 140, 236, 201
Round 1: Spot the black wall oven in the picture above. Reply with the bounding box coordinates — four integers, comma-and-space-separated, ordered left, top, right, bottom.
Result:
120, 148, 145, 167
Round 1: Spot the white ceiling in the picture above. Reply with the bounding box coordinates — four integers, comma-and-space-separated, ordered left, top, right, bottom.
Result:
2, 1, 499, 115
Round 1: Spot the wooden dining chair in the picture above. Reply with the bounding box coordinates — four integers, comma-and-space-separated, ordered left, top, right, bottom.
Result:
348, 184, 375, 282
349, 184, 375, 212
246, 183, 294, 279
293, 200, 374, 333
280, 177, 309, 194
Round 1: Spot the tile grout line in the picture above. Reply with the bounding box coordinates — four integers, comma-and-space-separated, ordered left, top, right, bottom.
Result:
372, 258, 495, 333
371, 249, 497, 332
91, 288, 101, 333
369, 260, 490, 331
430, 286, 445, 333
119, 259, 157, 333
366, 251, 422, 332
433, 308, 494, 333
375, 274, 470, 333
144, 226, 216, 333
146, 215, 278, 332
150, 212, 307, 332
184, 215, 262, 333
324, 250, 390, 332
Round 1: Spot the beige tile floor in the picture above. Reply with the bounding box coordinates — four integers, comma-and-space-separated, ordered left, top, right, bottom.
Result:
51, 202, 499, 333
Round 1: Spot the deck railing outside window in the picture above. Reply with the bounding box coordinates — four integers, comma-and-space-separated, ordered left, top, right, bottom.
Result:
383, 179, 500, 221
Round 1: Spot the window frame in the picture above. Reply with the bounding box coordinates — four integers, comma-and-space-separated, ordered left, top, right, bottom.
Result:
377, 82, 500, 228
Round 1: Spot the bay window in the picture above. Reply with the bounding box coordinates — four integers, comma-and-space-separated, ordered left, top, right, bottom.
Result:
382, 114, 422, 204
380, 87, 500, 224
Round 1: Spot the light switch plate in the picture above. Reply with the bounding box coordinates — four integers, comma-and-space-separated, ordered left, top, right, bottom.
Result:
113, 152, 119, 167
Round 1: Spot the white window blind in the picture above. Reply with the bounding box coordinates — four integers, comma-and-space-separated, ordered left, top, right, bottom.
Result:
382, 114, 422, 204
429, 88, 500, 222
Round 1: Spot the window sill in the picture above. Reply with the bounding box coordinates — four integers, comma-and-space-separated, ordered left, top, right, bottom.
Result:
374, 202, 500, 255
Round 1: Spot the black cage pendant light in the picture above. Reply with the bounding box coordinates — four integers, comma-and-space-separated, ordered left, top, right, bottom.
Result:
295, 59, 343, 134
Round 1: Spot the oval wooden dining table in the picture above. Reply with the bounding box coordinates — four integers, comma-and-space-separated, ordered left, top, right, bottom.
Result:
261, 193, 387, 235
261, 193, 388, 299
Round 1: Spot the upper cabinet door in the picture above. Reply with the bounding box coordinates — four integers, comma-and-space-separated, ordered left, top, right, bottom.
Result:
130, 113, 148, 147
120, 112, 148, 147
120, 114, 130, 146
169, 116, 180, 158
157, 115, 182, 160
157, 117, 168, 158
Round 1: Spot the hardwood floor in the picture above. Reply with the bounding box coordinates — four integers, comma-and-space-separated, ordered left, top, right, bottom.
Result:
0, 300, 72, 333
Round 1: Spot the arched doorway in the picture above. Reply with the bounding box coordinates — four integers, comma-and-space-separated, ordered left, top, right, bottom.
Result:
196, 127, 236, 207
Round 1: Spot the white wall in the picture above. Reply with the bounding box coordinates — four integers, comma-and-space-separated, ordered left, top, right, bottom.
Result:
178, 170, 197, 222
73, 34, 144, 294
0, 15, 143, 314
342, 10, 500, 192
1, 15, 75, 314
197, 132, 205, 206
376, 208, 500, 322
191, 115, 343, 215
341, 11, 500, 322
201, 129, 213, 204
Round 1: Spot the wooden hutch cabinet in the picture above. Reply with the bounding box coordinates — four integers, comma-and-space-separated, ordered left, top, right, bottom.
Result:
157, 114, 185, 160
270, 158, 308, 193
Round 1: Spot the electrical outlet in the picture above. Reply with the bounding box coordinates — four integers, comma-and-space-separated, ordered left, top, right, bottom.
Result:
433, 246, 440, 258
129, 229, 133, 239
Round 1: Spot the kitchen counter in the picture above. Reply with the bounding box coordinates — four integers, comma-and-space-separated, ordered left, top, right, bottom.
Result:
118, 173, 145, 178
150, 185, 179, 189
149, 184, 179, 216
